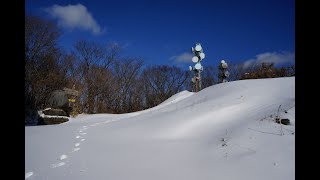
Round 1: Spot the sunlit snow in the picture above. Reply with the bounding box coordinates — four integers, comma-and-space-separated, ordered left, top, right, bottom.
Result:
25, 77, 294, 180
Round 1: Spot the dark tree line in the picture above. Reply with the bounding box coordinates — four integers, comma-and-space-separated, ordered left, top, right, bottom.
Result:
25, 15, 69, 121
25, 14, 295, 124
142, 65, 190, 108
25, 14, 192, 123
239, 62, 295, 80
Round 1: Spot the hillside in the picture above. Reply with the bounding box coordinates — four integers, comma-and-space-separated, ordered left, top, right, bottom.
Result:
25, 77, 295, 180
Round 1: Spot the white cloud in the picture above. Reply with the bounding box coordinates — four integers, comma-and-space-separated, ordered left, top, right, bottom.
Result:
170, 52, 193, 63
46, 4, 104, 35
243, 51, 295, 68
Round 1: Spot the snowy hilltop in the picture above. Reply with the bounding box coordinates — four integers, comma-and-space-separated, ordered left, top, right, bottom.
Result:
25, 77, 295, 180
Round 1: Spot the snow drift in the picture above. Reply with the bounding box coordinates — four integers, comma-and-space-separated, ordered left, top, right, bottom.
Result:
25, 77, 295, 180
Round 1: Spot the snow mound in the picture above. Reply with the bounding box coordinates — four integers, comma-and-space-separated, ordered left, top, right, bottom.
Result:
26, 77, 295, 180
158, 90, 194, 106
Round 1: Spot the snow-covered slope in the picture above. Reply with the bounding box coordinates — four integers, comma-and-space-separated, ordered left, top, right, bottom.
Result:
25, 77, 295, 180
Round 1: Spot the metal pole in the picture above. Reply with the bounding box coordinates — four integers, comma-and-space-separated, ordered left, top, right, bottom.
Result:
196, 78, 198, 92
198, 70, 201, 91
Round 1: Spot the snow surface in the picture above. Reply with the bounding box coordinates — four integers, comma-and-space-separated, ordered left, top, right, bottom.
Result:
25, 77, 295, 180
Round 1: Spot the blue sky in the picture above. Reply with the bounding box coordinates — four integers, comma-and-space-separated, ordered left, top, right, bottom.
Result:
25, 0, 295, 69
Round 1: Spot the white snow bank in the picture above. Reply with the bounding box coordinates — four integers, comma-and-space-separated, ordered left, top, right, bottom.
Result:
26, 77, 295, 180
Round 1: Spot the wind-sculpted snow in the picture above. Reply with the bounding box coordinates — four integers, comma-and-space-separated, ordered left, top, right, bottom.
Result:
25, 77, 295, 180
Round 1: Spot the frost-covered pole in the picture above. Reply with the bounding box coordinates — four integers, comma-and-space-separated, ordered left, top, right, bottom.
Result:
189, 43, 205, 92
198, 68, 202, 90
218, 60, 230, 83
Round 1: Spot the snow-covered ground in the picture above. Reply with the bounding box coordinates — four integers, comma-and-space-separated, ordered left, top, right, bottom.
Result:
25, 77, 295, 180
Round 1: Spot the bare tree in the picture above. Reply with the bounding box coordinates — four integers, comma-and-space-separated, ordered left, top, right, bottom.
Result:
73, 40, 120, 113
240, 62, 280, 79
25, 14, 64, 111
25, 15, 61, 63
142, 65, 190, 108
112, 58, 144, 113
201, 65, 218, 89
227, 62, 247, 81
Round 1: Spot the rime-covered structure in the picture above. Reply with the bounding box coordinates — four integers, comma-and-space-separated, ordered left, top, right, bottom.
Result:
218, 60, 230, 83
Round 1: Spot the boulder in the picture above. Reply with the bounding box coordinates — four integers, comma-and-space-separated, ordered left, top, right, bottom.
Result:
42, 108, 67, 116
37, 109, 69, 125
47, 90, 71, 116
38, 116, 69, 125
48, 90, 69, 108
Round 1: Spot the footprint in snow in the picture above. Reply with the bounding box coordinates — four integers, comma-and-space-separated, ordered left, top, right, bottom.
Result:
104, 120, 114, 124
72, 147, 80, 152
51, 162, 65, 168
25, 172, 33, 179
75, 143, 80, 147
80, 132, 87, 135
59, 154, 67, 160
76, 136, 80, 139
91, 123, 100, 127
80, 139, 85, 142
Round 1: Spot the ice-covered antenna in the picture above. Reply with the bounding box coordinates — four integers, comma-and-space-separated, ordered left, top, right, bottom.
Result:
189, 42, 205, 92
218, 60, 230, 83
